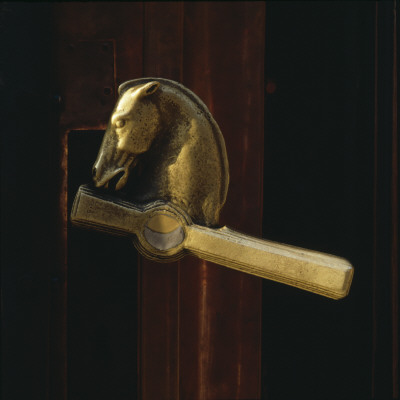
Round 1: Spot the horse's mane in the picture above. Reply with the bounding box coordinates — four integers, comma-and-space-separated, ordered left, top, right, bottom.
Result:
118, 77, 229, 207
118, 78, 224, 154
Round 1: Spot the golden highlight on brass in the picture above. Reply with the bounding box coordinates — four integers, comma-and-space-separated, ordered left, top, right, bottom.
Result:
71, 78, 354, 299
71, 185, 353, 299
92, 78, 229, 226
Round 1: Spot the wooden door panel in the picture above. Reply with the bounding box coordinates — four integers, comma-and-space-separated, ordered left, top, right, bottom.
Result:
2, 2, 398, 400
261, 2, 398, 399
139, 5, 182, 398
139, 3, 264, 399
54, 4, 144, 399
54, 2, 265, 399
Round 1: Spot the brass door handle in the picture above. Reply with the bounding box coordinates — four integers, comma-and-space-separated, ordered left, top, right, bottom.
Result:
70, 78, 354, 300
72, 185, 352, 299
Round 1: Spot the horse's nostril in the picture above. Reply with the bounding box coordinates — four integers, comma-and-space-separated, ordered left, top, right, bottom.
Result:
92, 167, 97, 178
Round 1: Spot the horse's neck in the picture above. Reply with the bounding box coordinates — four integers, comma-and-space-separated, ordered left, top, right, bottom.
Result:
157, 92, 198, 144
144, 101, 191, 172
142, 92, 208, 180
131, 86, 228, 222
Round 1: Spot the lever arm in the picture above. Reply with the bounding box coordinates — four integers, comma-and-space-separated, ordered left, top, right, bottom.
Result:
185, 225, 353, 299
71, 185, 354, 300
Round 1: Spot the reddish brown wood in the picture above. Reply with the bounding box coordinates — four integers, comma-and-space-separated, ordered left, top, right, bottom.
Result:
54, 3, 264, 398
183, 3, 265, 235
140, 3, 265, 400
53, 4, 144, 399
180, 4, 264, 399
143, 2, 184, 81
13, 3, 399, 399
139, 4, 183, 399
54, 3, 144, 130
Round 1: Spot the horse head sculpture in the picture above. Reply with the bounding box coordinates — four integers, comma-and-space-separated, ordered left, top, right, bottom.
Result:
73, 77, 354, 299
92, 78, 229, 226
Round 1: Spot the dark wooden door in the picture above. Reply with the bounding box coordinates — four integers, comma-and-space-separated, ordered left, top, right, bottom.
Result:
1, 2, 398, 400
54, 3, 264, 399
261, 3, 398, 399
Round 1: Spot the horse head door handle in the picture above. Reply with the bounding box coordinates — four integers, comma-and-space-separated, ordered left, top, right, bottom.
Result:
71, 78, 354, 300
92, 78, 228, 227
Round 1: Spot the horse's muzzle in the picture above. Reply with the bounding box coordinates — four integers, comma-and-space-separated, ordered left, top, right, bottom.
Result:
92, 151, 136, 191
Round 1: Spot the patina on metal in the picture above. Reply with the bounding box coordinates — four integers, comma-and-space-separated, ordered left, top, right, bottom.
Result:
72, 185, 353, 299
92, 78, 229, 226
71, 77, 354, 300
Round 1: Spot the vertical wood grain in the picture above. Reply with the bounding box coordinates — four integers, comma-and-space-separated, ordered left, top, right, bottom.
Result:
140, 3, 264, 399
54, 3, 265, 399
140, 4, 183, 399
181, 3, 264, 399
54, 4, 144, 399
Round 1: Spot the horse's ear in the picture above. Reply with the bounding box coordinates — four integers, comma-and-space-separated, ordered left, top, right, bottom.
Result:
139, 81, 160, 97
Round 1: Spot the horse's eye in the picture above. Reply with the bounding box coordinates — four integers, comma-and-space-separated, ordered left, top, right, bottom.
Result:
116, 120, 126, 128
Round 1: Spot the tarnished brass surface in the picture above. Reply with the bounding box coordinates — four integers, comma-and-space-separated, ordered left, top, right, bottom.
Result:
71, 185, 353, 299
71, 77, 354, 299
92, 78, 229, 226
